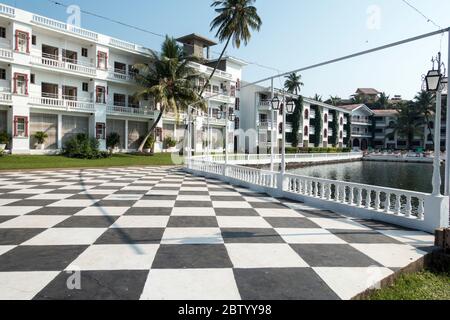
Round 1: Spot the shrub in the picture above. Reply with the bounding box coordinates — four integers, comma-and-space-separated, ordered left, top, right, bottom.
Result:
163, 136, 177, 149
144, 134, 156, 150
33, 131, 48, 145
63, 133, 110, 159
0, 131, 11, 145
106, 132, 121, 151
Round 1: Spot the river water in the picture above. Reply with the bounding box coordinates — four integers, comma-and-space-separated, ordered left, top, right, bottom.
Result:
288, 161, 446, 194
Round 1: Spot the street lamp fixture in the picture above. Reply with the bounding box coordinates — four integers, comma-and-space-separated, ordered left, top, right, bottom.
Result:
441, 77, 448, 93
286, 100, 295, 114
425, 69, 442, 92
271, 96, 280, 111
228, 113, 236, 122
216, 110, 223, 120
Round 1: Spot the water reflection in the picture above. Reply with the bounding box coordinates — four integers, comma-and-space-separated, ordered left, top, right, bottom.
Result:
289, 161, 446, 194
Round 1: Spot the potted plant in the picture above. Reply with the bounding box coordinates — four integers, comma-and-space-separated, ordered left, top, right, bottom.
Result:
163, 136, 177, 151
0, 131, 11, 151
144, 135, 156, 154
33, 131, 48, 150
106, 132, 121, 154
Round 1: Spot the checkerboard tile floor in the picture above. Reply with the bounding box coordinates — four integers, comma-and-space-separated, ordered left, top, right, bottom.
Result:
0, 167, 436, 300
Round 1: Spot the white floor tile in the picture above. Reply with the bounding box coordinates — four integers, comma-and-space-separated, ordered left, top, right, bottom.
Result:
10, 189, 54, 195
134, 200, 175, 208
378, 230, 435, 247
171, 207, 216, 216
111, 216, 169, 228
67, 244, 159, 271
275, 228, 347, 244
161, 228, 224, 244
0, 207, 42, 216
243, 197, 279, 203
212, 201, 252, 209
27, 194, 73, 200
314, 267, 393, 300
0, 245, 15, 256
226, 244, 308, 268
74, 207, 128, 216
255, 208, 305, 218
79, 189, 113, 195
0, 272, 59, 300
146, 190, 179, 196
48, 200, 100, 207
103, 194, 142, 201
351, 244, 428, 268
308, 218, 371, 230
23, 228, 107, 245
140, 269, 240, 300
176, 195, 211, 202
0, 215, 68, 229
0, 199, 22, 206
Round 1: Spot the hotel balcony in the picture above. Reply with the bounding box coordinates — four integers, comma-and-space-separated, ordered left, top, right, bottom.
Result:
328, 130, 333, 137
0, 3, 15, 17
258, 100, 272, 111
29, 95, 95, 113
31, 55, 97, 76
351, 117, 371, 125
203, 91, 234, 104
258, 121, 276, 130
310, 110, 316, 119
106, 104, 154, 118
375, 121, 387, 127
0, 90, 12, 104
309, 126, 316, 135
0, 48, 13, 61
343, 131, 348, 138
190, 62, 233, 81
32, 14, 99, 41
107, 69, 136, 83
328, 115, 334, 122
351, 131, 372, 138
343, 118, 348, 125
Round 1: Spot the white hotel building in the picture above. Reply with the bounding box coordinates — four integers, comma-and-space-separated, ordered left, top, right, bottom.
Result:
0, 3, 243, 154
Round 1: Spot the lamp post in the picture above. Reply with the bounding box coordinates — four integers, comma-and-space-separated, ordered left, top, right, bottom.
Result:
270, 79, 275, 171
445, 32, 450, 195
270, 95, 280, 174
425, 52, 446, 196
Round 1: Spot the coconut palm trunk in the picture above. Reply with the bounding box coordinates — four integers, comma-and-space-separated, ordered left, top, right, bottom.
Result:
138, 107, 165, 152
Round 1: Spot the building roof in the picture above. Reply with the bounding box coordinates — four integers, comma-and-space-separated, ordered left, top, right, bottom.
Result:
372, 109, 399, 117
176, 34, 217, 47
355, 88, 381, 95
338, 104, 365, 111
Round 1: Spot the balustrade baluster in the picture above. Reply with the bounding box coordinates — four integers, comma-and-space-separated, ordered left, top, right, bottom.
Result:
357, 188, 362, 207
405, 196, 412, 217
385, 193, 391, 213
349, 187, 354, 205
365, 190, 371, 209
395, 194, 402, 215
375, 191, 381, 211
418, 198, 425, 219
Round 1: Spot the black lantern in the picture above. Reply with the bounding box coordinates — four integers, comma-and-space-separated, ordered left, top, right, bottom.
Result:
216, 111, 223, 120
271, 96, 280, 110
286, 100, 295, 114
441, 77, 448, 93
425, 69, 442, 92
228, 113, 236, 122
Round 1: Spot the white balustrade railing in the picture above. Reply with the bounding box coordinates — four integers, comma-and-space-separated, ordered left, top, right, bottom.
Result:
32, 15, 98, 41
284, 174, 426, 218
30, 96, 95, 112
31, 56, 96, 75
0, 4, 15, 16
186, 153, 449, 233
0, 48, 13, 60
107, 105, 154, 116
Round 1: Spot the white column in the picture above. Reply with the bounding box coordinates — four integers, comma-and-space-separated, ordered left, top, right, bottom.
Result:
281, 93, 287, 175
445, 31, 450, 195
432, 91, 442, 196
270, 79, 275, 171
124, 120, 129, 151
224, 106, 228, 175
57, 114, 62, 150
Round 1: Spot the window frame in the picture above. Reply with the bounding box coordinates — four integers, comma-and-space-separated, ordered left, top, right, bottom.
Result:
96, 122, 106, 140
0, 26, 6, 39
81, 48, 88, 58
97, 51, 108, 70
14, 116, 28, 138
13, 73, 28, 95
0, 68, 6, 80
15, 30, 30, 53
95, 86, 106, 104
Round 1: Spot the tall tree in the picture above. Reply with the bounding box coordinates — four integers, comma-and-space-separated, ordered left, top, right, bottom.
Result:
313, 94, 323, 102
134, 37, 205, 152
388, 102, 423, 150
284, 73, 304, 95
377, 92, 390, 110
327, 95, 342, 106
291, 97, 303, 147
414, 90, 435, 147
199, 0, 262, 96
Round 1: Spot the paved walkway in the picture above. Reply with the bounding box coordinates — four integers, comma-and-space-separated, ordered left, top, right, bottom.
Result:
0, 167, 435, 300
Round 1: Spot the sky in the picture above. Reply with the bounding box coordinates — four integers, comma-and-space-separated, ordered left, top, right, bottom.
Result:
3, 0, 450, 100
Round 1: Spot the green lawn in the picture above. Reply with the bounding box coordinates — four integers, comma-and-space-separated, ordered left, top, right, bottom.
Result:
367, 270, 450, 300
0, 153, 177, 170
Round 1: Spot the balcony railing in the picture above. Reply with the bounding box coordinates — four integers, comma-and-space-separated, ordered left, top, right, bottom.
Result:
108, 69, 135, 82
107, 105, 154, 117
0, 4, 15, 17
190, 62, 233, 80
32, 14, 98, 41
203, 91, 233, 103
31, 55, 96, 76
0, 48, 13, 60
258, 100, 272, 110
0, 91, 12, 104
310, 110, 316, 119
352, 117, 371, 124
30, 96, 95, 112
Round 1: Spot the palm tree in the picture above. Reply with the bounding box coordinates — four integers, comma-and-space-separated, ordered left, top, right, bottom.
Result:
327, 95, 342, 106
414, 90, 435, 147
388, 102, 423, 150
284, 73, 304, 95
199, 0, 262, 96
134, 36, 205, 152
313, 94, 323, 102
377, 92, 390, 110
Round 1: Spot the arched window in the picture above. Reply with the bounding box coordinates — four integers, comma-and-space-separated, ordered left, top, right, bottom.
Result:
340, 131, 343, 139
279, 103, 284, 116
324, 113, 328, 123
234, 117, 240, 130
304, 109, 309, 120
340, 117, 344, 126
279, 123, 283, 134
324, 129, 328, 138
304, 126, 309, 136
